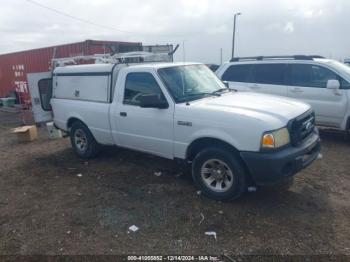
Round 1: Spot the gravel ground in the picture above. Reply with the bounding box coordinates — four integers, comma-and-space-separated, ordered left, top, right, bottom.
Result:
0, 110, 349, 256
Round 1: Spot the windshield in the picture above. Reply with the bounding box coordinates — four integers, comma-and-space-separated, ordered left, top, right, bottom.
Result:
158, 64, 226, 103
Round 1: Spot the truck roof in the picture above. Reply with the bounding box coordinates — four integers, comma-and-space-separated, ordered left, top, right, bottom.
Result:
53, 62, 201, 74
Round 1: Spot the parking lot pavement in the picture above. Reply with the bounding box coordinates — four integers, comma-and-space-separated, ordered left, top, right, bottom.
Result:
0, 111, 349, 255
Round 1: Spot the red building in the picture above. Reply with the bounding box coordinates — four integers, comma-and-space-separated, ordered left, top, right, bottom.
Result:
0, 40, 141, 104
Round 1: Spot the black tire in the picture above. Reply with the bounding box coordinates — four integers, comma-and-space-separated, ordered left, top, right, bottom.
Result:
192, 147, 247, 201
70, 121, 100, 159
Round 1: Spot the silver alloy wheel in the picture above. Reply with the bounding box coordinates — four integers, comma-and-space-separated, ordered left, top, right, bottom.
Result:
200, 159, 234, 192
74, 129, 87, 152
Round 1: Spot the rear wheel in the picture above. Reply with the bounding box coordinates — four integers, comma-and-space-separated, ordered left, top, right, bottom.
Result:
70, 121, 100, 159
192, 147, 247, 201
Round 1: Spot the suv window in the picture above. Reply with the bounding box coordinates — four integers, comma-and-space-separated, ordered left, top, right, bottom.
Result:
290, 64, 338, 88
221, 64, 253, 83
340, 78, 350, 89
252, 63, 287, 85
124, 73, 164, 106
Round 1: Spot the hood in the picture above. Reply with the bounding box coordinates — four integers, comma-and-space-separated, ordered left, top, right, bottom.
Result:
188, 92, 311, 125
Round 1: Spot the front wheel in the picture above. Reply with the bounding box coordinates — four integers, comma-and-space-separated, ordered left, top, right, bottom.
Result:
192, 147, 247, 201
70, 121, 100, 159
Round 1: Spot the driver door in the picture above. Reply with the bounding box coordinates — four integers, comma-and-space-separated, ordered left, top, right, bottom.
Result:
287, 63, 347, 127
111, 70, 174, 158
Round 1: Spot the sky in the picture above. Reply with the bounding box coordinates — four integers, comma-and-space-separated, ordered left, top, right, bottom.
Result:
0, 0, 349, 64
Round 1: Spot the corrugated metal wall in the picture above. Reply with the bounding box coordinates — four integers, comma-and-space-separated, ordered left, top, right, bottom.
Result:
0, 40, 141, 104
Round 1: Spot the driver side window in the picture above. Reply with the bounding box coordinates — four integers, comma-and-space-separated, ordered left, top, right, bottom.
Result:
290, 64, 338, 88
124, 72, 165, 106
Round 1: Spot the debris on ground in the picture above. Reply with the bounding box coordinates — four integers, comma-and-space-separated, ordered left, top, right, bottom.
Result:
317, 153, 323, 160
196, 190, 202, 195
218, 210, 224, 215
154, 171, 162, 177
11, 125, 38, 142
199, 213, 205, 225
76, 174, 83, 177
128, 225, 139, 232
247, 186, 257, 192
205, 231, 217, 240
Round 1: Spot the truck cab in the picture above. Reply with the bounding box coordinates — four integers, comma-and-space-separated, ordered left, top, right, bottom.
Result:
28, 59, 321, 201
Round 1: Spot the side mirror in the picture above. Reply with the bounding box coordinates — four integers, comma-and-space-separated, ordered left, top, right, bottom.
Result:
327, 79, 340, 90
139, 94, 169, 109
223, 81, 229, 88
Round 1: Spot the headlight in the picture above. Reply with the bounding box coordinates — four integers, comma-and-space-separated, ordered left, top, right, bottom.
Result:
262, 127, 290, 149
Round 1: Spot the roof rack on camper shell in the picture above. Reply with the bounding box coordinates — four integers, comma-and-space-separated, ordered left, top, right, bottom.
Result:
230, 55, 325, 62
52, 51, 172, 68
52, 44, 180, 69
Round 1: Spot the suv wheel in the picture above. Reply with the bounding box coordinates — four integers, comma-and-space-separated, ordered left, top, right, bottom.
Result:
192, 147, 247, 201
70, 121, 100, 159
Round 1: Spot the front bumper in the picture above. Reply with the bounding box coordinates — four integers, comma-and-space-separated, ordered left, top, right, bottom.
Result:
240, 130, 321, 186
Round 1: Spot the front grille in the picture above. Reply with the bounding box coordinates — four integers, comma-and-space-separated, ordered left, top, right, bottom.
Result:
289, 110, 315, 146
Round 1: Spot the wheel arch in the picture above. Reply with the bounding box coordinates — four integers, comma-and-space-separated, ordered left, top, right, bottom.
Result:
186, 137, 254, 185
67, 117, 85, 131
186, 137, 240, 161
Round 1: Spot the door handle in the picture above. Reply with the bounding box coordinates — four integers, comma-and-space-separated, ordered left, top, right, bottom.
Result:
290, 88, 303, 93
333, 90, 342, 96
250, 84, 260, 89
120, 112, 127, 117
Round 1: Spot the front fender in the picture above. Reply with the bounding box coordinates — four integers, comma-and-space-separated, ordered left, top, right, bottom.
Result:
189, 128, 241, 150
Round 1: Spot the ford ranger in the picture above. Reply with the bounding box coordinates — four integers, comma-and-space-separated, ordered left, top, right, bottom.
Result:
28, 61, 321, 200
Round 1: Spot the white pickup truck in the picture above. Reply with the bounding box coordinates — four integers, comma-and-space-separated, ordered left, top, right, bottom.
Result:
28, 62, 321, 200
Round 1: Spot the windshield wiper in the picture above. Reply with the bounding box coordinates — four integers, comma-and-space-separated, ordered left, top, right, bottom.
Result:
212, 87, 236, 94
178, 92, 221, 103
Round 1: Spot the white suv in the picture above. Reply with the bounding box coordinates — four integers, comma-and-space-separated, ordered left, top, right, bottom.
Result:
216, 56, 350, 132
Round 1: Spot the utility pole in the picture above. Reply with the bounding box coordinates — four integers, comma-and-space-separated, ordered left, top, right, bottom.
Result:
220, 48, 223, 65
182, 40, 186, 62
231, 12, 241, 59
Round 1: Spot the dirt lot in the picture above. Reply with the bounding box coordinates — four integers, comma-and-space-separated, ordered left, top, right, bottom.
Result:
0, 110, 349, 256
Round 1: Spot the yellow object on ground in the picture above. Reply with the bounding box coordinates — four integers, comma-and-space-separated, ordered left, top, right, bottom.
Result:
11, 125, 38, 142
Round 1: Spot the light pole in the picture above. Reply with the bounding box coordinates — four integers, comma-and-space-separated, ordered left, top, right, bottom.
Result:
231, 12, 241, 59
220, 48, 223, 65
182, 40, 187, 62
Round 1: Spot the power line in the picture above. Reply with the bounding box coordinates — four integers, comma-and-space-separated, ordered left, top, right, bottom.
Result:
24, 0, 211, 39
25, 0, 133, 34
24, 0, 235, 40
